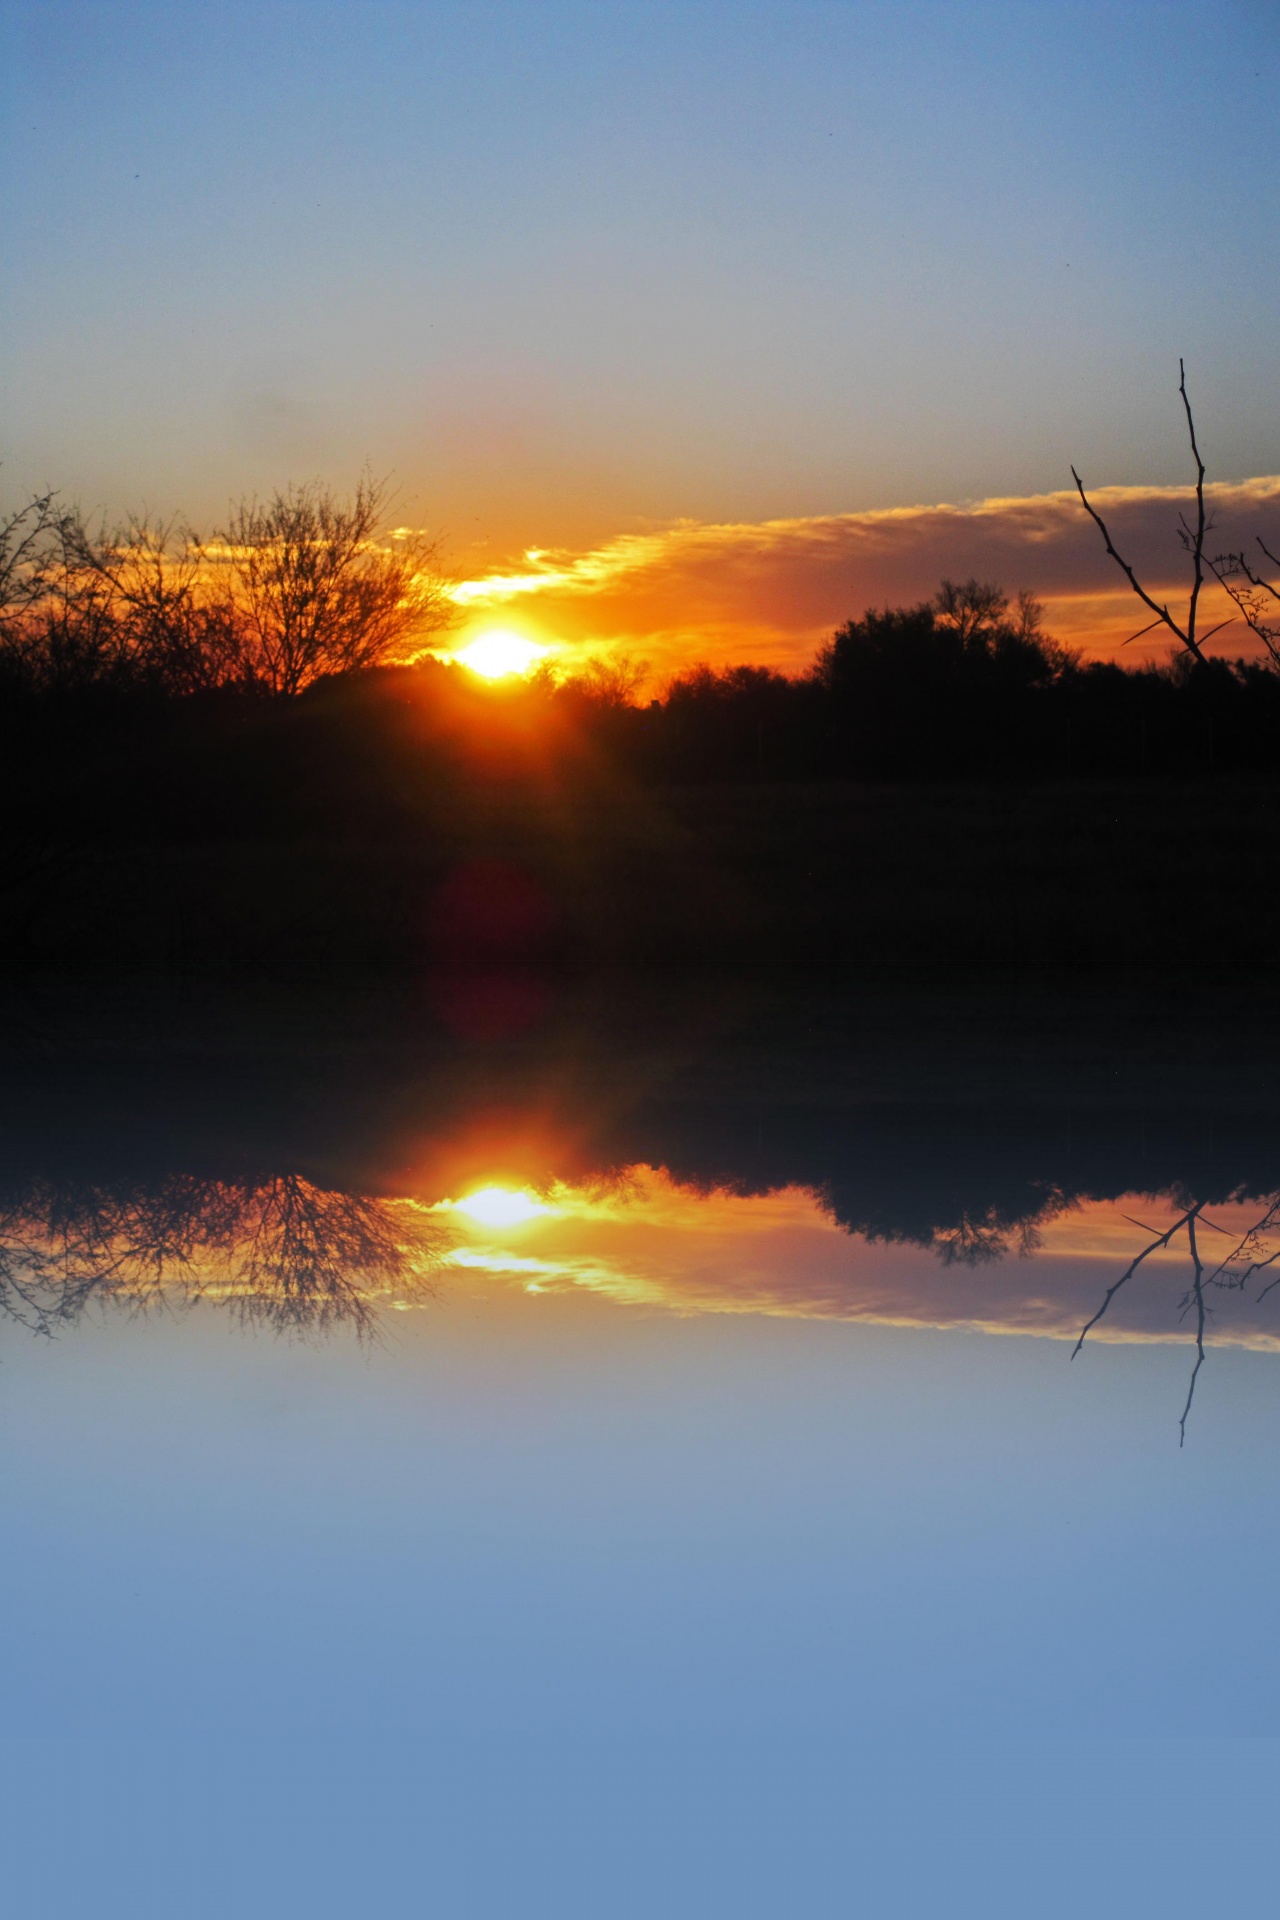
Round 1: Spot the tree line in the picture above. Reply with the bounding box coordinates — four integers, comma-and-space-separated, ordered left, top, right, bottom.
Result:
619, 582, 1280, 780
2, 473, 1280, 808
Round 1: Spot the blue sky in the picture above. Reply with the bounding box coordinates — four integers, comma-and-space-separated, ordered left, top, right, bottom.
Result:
4, 1, 1278, 568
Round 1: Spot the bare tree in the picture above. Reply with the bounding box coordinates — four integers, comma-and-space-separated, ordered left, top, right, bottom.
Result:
0, 496, 232, 695
29, 509, 254, 695
1071, 361, 1234, 666
0, 477, 453, 697
213, 476, 454, 694
64, 513, 242, 693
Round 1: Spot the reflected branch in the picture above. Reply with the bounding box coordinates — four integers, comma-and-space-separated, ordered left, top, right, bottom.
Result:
1252, 1252, 1280, 1301
1203, 1196, 1280, 1292
1071, 1201, 1203, 1359
1177, 1211, 1208, 1447
1079, 1188, 1280, 1441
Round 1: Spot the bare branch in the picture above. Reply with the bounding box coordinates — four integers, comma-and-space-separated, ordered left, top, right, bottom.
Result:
1179, 359, 1208, 655
1119, 616, 1166, 649
1071, 363, 1218, 666
1072, 1201, 1202, 1358
1070, 466, 1201, 660
1208, 540, 1280, 671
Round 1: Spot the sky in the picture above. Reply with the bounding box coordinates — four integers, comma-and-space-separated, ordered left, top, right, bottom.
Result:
4, 0, 1280, 671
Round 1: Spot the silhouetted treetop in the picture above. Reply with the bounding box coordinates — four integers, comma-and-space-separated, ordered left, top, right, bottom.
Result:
215, 477, 452, 694
0, 476, 453, 700
814, 579, 1070, 700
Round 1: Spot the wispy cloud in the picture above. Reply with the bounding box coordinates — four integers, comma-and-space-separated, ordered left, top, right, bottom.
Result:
446, 478, 1280, 677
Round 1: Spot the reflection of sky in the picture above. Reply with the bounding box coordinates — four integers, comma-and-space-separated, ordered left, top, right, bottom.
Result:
5, 1164, 1280, 1911
5, 1259, 1280, 1742
432, 1169, 1280, 1350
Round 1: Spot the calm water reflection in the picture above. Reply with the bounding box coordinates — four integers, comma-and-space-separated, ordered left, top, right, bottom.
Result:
3, 981, 1280, 1737
4, 981, 1279, 1390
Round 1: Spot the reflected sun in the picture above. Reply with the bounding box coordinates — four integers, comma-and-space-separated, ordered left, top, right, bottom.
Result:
448, 1186, 555, 1228
453, 629, 550, 680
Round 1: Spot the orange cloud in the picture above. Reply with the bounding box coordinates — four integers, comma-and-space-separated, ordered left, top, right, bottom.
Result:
428, 1168, 1280, 1352
446, 478, 1280, 682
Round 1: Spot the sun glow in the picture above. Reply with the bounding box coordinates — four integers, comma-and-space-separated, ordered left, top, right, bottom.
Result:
447, 1186, 555, 1228
452, 629, 550, 680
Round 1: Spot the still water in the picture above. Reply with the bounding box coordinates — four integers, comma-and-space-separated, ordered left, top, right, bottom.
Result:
3, 981, 1279, 1913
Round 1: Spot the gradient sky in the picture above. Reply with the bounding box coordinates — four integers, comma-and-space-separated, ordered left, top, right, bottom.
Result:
4, 1, 1279, 662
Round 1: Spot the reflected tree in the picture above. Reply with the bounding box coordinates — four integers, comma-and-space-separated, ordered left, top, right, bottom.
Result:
823, 1180, 1072, 1268
0, 1173, 448, 1340
931, 1195, 1067, 1267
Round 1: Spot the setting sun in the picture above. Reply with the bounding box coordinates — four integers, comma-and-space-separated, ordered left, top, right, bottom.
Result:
453, 630, 550, 680
447, 1186, 555, 1228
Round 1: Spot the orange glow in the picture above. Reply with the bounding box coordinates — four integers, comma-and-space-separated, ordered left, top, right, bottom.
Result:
446, 1185, 556, 1227
451, 629, 551, 680
443, 478, 1280, 678
420, 1167, 1280, 1353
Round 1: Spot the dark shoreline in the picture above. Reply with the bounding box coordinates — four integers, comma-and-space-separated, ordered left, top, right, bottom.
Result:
3, 773, 1279, 979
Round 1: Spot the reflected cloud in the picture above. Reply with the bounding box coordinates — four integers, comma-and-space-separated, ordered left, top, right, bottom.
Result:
430, 1166, 1280, 1355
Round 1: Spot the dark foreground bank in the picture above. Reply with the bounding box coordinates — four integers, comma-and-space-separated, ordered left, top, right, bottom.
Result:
2, 771, 1277, 977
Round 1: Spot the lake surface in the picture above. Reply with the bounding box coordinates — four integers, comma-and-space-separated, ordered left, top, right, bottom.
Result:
3, 980, 1279, 1914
